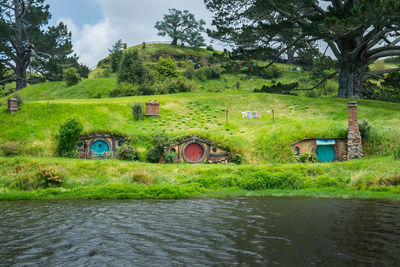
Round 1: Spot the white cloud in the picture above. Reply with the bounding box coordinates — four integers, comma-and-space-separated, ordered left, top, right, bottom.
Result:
59, 0, 215, 67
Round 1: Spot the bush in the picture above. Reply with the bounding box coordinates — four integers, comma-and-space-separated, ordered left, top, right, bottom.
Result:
194, 66, 212, 81
359, 119, 371, 139
131, 169, 154, 185
12, 174, 39, 191
132, 103, 144, 120
207, 45, 214, 51
117, 145, 139, 161
209, 65, 223, 79
1, 141, 20, 156
155, 58, 179, 78
38, 165, 64, 188
183, 65, 195, 79
58, 118, 83, 157
299, 153, 318, 163
147, 147, 161, 163
139, 83, 156, 95
147, 133, 172, 163
118, 49, 150, 85
163, 151, 176, 163
12, 93, 23, 107
394, 146, 400, 160
109, 84, 138, 97
63, 67, 80, 86
254, 82, 299, 95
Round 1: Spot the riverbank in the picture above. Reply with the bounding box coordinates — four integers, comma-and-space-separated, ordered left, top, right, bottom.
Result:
1, 156, 399, 201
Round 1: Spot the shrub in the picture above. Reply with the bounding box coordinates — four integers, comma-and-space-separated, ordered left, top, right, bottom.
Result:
1, 141, 20, 156
155, 58, 179, 78
58, 118, 83, 157
209, 65, 223, 79
132, 103, 144, 120
63, 67, 80, 86
394, 146, 400, 160
207, 45, 214, 51
299, 153, 318, 163
147, 133, 172, 163
12, 93, 24, 107
254, 82, 299, 95
231, 153, 242, 164
139, 83, 156, 95
163, 151, 176, 163
118, 49, 150, 85
117, 145, 139, 161
38, 165, 64, 188
147, 147, 161, 163
12, 174, 39, 191
183, 65, 195, 79
131, 169, 154, 185
109, 84, 138, 97
358, 119, 371, 139
194, 66, 212, 81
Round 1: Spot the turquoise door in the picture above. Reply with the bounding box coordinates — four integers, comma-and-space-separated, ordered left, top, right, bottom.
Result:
316, 145, 335, 162
91, 140, 109, 154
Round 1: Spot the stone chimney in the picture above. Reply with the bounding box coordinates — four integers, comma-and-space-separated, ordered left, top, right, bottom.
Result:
7, 98, 18, 114
146, 100, 159, 116
347, 101, 363, 160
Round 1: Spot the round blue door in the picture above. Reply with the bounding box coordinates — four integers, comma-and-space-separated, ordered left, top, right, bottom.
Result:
91, 140, 109, 154
316, 145, 335, 162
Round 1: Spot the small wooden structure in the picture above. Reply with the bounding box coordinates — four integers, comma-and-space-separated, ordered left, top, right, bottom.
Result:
7, 98, 18, 114
77, 133, 126, 159
146, 100, 159, 116
168, 135, 230, 164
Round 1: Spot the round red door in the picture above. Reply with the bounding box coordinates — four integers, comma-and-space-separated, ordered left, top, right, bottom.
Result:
184, 143, 204, 162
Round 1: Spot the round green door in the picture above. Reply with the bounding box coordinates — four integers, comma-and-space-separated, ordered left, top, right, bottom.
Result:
316, 145, 335, 162
91, 140, 109, 154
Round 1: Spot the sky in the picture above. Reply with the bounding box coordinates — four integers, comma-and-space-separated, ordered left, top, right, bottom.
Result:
45, 0, 218, 67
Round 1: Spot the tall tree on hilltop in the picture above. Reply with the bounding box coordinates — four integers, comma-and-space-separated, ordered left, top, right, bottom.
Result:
0, 0, 76, 90
108, 39, 124, 73
155, 8, 206, 47
205, 0, 400, 99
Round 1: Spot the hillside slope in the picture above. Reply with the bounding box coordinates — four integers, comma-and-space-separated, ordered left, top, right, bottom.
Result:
0, 92, 399, 163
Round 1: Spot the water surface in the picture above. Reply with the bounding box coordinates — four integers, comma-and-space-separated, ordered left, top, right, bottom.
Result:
1, 197, 399, 266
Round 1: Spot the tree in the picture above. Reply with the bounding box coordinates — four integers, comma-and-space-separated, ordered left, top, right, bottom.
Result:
108, 39, 124, 72
205, 0, 400, 99
0, 0, 76, 90
63, 67, 80, 87
155, 8, 206, 47
155, 58, 179, 78
117, 49, 150, 84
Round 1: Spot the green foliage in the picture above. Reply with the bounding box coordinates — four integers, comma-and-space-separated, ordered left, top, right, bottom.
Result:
109, 39, 125, 72
131, 169, 154, 185
118, 50, 150, 85
11, 93, 23, 107
358, 119, 371, 139
254, 82, 299, 94
194, 66, 212, 81
0, 141, 20, 156
299, 153, 318, 163
155, 58, 179, 78
63, 68, 80, 87
364, 80, 400, 103
394, 146, 400, 160
109, 84, 137, 98
183, 65, 195, 79
117, 145, 139, 161
38, 165, 64, 188
158, 77, 192, 94
12, 173, 39, 191
58, 118, 83, 156
132, 103, 144, 120
244, 65, 281, 79
155, 8, 206, 47
207, 45, 214, 51
147, 133, 172, 163
163, 151, 176, 163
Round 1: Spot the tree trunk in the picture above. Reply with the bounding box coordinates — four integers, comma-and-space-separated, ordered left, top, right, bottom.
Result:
338, 64, 364, 99
171, 38, 178, 45
15, 64, 27, 90
287, 48, 294, 70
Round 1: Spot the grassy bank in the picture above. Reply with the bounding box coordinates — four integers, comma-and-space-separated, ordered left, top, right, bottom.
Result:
1, 156, 399, 201
1, 92, 399, 163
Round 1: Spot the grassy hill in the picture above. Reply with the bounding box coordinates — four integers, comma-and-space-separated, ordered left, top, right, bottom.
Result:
0, 92, 399, 163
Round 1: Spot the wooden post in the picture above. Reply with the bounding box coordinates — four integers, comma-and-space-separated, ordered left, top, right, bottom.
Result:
226, 109, 229, 124
272, 109, 275, 124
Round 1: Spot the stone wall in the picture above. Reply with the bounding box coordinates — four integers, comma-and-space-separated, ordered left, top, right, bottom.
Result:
347, 101, 363, 160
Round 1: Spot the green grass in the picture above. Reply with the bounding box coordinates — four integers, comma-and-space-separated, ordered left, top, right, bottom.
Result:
0, 156, 399, 200
0, 92, 399, 162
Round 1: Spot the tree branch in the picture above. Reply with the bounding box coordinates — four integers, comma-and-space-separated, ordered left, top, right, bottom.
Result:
364, 68, 400, 79
294, 72, 339, 91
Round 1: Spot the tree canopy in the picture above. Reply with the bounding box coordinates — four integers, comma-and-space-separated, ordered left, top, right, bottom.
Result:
205, 0, 400, 99
155, 8, 206, 47
0, 0, 79, 90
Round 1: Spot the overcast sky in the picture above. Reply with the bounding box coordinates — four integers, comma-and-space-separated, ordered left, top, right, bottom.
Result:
46, 0, 217, 67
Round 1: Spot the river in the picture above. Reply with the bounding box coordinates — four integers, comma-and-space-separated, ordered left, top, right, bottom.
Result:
1, 197, 399, 266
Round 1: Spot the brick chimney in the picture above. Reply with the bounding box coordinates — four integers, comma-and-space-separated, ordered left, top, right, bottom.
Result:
347, 101, 363, 160
146, 100, 159, 116
7, 98, 18, 114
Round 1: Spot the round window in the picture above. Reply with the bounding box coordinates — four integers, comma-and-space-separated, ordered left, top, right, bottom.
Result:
118, 140, 124, 146
212, 147, 217, 153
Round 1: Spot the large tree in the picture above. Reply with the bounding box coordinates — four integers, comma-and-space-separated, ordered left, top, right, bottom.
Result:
155, 8, 206, 47
0, 0, 75, 90
205, 0, 400, 98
